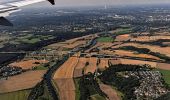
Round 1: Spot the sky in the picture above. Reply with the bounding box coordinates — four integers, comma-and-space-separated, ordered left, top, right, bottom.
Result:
1, 0, 170, 7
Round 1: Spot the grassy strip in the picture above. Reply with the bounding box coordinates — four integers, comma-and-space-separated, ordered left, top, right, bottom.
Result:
74, 78, 81, 100
35, 65, 48, 70
111, 86, 124, 99
97, 37, 113, 42
0, 89, 31, 100
157, 69, 170, 87
115, 28, 132, 35
90, 94, 106, 100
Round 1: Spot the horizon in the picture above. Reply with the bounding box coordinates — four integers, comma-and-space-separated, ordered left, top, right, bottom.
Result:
1, 0, 170, 7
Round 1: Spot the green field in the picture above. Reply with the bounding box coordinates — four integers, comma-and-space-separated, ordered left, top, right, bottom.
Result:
157, 69, 170, 87
37, 83, 53, 100
35, 65, 48, 70
74, 78, 81, 100
0, 89, 31, 100
97, 37, 113, 42
115, 28, 132, 35
111, 86, 124, 99
15, 34, 54, 44
90, 94, 106, 100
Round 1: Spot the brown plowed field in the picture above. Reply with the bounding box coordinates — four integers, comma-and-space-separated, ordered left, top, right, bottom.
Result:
98, 59, 109, 70
85, 57, 97, 74
9, 60, 48, 70
0, 70, 46, 93
99, 84, 120, 100
74, 57, 88, 78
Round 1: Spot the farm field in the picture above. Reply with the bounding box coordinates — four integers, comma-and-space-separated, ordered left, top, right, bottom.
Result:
112, 43, 170, 57
130, 36, 170, 42
115, 34, 130, 42
113, 50, 160, 60
85, 42, 113, 53
108, 58, 170, 70
74, 57, 88, 78
114, 28, 132, 35
62, 41, 87, 49
54, 57, 78, 78
97, 37, 113, 42
99, 84, 120, 100
9, 60, 48, 70
0, 89, 30, 100
46, 34, 97, 52
90, 94, 106, 100
120, 58, 157, 67
85, 57, 97, 74
53, 57, 78, 100
157, 69, 170, 87
98, 58, 109, 70
0, 70, 46, 93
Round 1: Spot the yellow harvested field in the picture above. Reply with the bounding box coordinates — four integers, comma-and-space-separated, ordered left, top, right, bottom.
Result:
53, 57, 78, 100
112, 43, 170, 57
156, 63, 170, 70
54, 57, 78, 79
46, 34, 97, 50
154, 32, 170, 36
74, 57, 88, 78
115, 34, 130, 41
109, 58, 170, 70
85, 57, 97, 74
63, 34, 95, 44
113, 50, 160, 60
99, 42, 113, 49
130, 36, 170, 42
0, 70, 46, 93
98, 58, 109, 70
55, 78, 75, 100
99, 84, 120, 100
120, 59, 157, 67
109, 59, 121, 65
63, 41, 86, 49
9, 60, 48, 70
85, 42, 113, 53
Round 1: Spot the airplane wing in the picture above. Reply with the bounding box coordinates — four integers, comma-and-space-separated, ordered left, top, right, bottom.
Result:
0, 0, 55, 26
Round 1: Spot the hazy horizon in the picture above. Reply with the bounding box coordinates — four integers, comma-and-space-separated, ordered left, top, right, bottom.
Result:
1, 0, 170, 7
